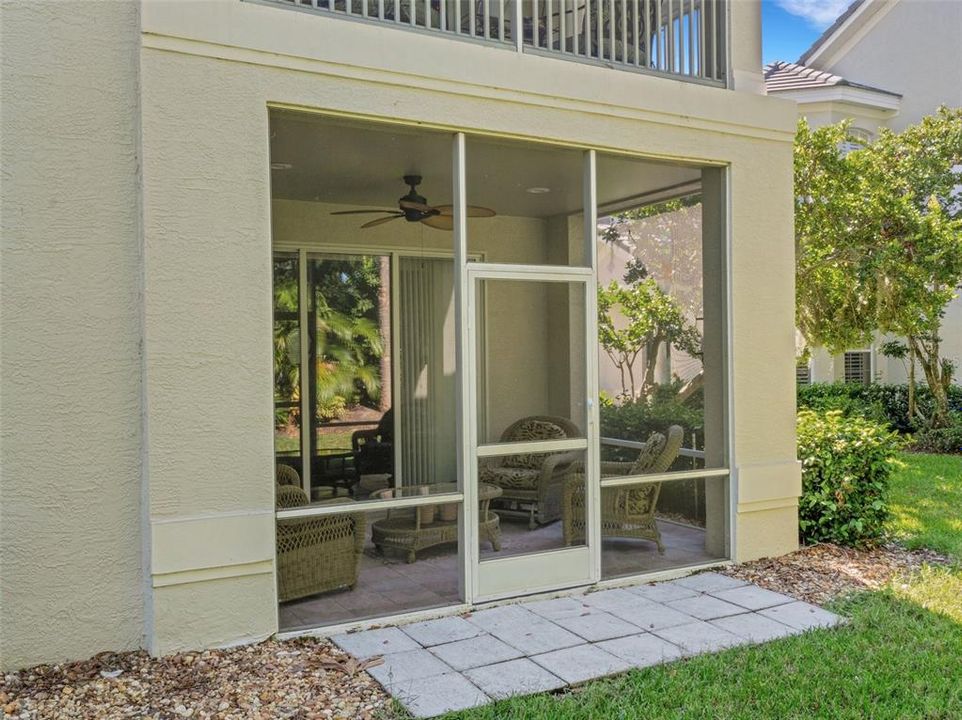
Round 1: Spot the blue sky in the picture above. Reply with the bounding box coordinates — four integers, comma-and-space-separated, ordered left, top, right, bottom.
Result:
761, 0, 853, 65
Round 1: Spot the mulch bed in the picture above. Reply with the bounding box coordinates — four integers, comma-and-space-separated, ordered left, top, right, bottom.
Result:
1, 638, 389, 720
5, 543, 952, 718
719, 542, 954, 606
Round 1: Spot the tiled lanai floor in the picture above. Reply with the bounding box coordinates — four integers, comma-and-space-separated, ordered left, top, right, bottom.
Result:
332, 572, 843, 718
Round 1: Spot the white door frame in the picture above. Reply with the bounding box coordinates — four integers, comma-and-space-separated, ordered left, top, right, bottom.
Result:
453, 136, 601, 603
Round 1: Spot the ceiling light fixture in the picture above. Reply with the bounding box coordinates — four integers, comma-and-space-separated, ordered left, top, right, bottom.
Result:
271, 162, 293, 170
525, 186, 551, 194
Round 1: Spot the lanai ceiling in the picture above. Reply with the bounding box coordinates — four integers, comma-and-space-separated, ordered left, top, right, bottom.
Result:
269, 110, 702, 217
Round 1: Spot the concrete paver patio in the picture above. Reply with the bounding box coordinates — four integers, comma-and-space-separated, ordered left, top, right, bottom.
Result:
332, 572, 844, 718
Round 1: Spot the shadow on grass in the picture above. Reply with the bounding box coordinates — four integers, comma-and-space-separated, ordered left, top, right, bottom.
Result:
888, 454, 962, 560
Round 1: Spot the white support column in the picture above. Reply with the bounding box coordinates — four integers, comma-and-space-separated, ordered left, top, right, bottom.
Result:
701, 166, 729, 557
453, 132, 477, 603
583, 149, 602, 583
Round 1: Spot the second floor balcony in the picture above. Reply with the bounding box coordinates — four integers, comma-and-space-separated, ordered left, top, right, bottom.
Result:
264, 0, 728, 86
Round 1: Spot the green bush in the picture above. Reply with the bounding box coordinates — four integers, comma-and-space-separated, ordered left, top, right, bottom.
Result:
796, 409, 904, 547
599, 386, 702, 468
797, 382, 962, 434
911, 423, 962, 454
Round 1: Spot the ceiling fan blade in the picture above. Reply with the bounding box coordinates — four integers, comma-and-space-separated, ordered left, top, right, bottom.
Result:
433, 205, 497, 218
399, 199, 435, 213
361, 215, 404, 229
420, 215, 454, 231
331, 209, 402, 215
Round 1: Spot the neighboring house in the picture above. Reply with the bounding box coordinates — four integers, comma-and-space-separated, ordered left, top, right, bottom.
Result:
765, 0, 962, 386
1, 1, 800, 670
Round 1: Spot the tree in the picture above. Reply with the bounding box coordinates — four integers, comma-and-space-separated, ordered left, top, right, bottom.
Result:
794, 108, 962, 427
597, 275, 702, 400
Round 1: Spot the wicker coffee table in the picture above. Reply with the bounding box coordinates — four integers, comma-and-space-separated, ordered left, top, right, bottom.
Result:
370, 482, 502, 563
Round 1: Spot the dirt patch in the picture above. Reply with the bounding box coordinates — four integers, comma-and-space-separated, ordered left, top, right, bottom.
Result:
2, 637, 389, 720
719, 542, 953, 606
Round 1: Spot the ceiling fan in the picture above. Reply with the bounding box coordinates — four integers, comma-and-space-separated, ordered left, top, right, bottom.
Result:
330, 175, 496, 230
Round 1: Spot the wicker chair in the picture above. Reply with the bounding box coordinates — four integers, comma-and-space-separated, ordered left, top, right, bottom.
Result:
479, 415, 581, 529
562, 425, 684, 553
275, 484, 366, 603
276, 463, 301, 487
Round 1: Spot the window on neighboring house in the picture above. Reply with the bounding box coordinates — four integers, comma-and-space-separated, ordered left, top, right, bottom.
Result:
840, 127, 873, 156
843, 351, 872, 384
796, 364, 811, 386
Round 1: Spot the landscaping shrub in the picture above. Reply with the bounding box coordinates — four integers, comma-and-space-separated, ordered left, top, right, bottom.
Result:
796, 409, 904, 547
797, 382, 962, 434
600, 389, 701, 451
910, 424, 962, 454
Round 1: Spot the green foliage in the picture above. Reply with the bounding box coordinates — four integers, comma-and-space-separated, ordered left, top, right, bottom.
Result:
794, 108, 962, 426
315, 394, 348, 423
911, 425, 962, 455
796, 410, 904, 547
600, 383, 702, 464
597, 278, 701, 400
797, 382, 962, 434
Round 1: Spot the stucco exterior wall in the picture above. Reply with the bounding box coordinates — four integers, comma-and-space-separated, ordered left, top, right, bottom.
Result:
817, 0, 962, 133
0, 2, 145, 668
2, 0, 798, 667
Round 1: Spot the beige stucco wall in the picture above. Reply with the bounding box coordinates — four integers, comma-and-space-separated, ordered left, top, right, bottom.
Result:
813, 0, 962, 133
2, 0, 798, 667
0, 2, 145, 668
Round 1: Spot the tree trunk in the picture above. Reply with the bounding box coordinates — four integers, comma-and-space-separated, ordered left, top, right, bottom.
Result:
642, 339, 661, 398
911, 334, 950, 428
377, 256, 392, 412
907, 341, 917, 424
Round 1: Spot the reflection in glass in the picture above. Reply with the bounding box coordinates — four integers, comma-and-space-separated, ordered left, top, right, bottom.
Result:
273, 253, 302, 474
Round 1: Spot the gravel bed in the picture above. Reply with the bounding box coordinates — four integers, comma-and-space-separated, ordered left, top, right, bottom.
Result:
719, 542, 953, 605
1, 637, 390, 720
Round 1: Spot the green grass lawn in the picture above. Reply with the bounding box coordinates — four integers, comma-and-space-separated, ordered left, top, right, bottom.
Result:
427, 451, 962, 720
442, 566, 962, 720
888, 453, 962, 559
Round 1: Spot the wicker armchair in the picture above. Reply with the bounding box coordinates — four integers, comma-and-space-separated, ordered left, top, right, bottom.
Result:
562, 425, 684, 554
276, 463, 301, 487
479, 415, 581, 529
275, 484, 366, 603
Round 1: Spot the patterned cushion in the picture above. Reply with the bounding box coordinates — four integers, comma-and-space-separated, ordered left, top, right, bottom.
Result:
623, 484, 659, 516
503, 420, 567, 469
479, 465, 540, 490
629, 432, 667, 475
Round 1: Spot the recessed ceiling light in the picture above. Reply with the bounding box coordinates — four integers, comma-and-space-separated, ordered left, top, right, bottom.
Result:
271, 162, 293, 171
526, 186, 551, 194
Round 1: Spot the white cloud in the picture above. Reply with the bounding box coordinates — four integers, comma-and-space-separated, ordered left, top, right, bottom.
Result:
776, 0, 853, 29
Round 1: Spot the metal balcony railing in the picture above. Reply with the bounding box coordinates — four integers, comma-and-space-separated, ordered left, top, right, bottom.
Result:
265, 0, 727, 85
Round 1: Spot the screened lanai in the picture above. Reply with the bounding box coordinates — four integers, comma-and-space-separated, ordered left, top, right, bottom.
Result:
269, 110, 729, 632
